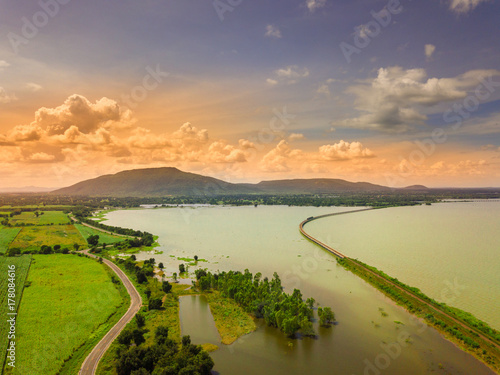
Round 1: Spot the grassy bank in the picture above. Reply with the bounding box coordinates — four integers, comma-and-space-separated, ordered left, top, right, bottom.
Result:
338, 257, 500, 373
0, 255, 32, 372
9, 254, 129, 375
204, 290, 256, 344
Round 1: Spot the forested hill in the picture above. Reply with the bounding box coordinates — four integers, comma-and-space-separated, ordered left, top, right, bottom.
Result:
52, 167, 394, 197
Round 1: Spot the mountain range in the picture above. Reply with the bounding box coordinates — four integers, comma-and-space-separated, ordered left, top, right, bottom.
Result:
52, 167, 419, 197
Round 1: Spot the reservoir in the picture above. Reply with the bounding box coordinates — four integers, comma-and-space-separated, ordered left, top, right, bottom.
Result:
105, 203, 499, 374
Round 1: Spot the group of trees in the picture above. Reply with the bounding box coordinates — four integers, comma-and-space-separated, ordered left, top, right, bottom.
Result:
194, 269, 335, 337
115, 326, 214, 375
78, 216, 152, 240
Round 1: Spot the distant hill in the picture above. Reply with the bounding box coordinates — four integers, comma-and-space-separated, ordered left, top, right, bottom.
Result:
256, 179, 391, 194
53, 167, 396, 197
403, 185, 429, 190
0, 186, 55, 193
52, 168, 257, 197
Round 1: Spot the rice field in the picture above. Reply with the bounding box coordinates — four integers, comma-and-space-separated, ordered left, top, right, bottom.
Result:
10, 254, 129, 375
8, 225, 86, 252
9, 211, 71, 226
0, 227, 22, 253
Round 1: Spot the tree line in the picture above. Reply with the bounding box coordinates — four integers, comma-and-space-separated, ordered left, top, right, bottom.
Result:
194, 269, 334, 337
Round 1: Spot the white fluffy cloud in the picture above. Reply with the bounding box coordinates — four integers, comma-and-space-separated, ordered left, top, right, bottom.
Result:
35, 94, 134, 135
338, 66, 500, 132
265, 25, 282, 39
448, 0, 491, 13
261, 140, 303, 172
319, 141, 375, 161
306, 0, 327, 12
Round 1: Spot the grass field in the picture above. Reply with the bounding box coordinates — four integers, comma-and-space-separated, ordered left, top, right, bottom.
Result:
0, 255, 32, 372
74, 224, 125, 245
0, 227, 22, 253
9, 254, 129, 375
204, 290, 256, 344
8, 225, 86, 252
9, 211, 70, 226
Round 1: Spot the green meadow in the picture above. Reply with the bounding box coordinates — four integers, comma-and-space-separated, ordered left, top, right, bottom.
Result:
9, 254, 129, 375
0, 227, 21, 253
9, 211, 71, 226
74, 224, 125, 245
8, 225, 86, 252
0, 255, 32, 371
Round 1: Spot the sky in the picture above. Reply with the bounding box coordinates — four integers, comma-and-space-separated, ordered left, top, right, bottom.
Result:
0, 0, 499, 188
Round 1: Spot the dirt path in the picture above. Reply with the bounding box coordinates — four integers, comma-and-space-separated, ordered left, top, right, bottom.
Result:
79, 250, 142, 375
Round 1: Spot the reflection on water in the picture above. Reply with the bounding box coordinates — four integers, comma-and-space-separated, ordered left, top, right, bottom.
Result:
106, 204, 496, 374
179, 295, 220, 345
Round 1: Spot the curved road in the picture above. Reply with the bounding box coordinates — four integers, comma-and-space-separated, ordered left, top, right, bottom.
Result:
79, 250, 142, 375
300, 209, 500, 352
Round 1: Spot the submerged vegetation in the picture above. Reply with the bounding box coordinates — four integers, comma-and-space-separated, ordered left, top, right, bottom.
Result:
194, 269, 334, 337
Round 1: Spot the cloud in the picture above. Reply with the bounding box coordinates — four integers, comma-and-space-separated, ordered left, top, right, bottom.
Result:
261, 140, 303, 172
448, 0, 491, 14
0, 61, 10, 70
34, 94, 134, 135
0, 88, 16, 104
267, 65, 310, 85
306, 0, 327, 12
288, 133, 305, 141
425, 44, 436, 60
26, 82, 43, 92
319, 141, 375, 161
28, 152, 57, 163
337, 66, 500, 132
265, 25, 282, 39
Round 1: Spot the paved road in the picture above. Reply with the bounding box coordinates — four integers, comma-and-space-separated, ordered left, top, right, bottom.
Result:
79, 250, 142, 375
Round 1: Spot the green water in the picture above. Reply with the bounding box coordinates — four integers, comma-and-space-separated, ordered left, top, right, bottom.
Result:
105, 204, 497, 374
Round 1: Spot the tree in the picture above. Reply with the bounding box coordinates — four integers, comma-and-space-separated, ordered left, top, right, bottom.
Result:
135, 314, 145, 328
132, 329, 145, 346
87, 234, 99, 247
318, 307, 335, 326
158, 262, 164, 269
73, 243, 81, 251
149, 298, 162, 310
306, 297, 315, 309
199, 276, 210, 291
34, 211, 39, 217
131, 255, 137, 261
53, 244, 61, 253
182, 335, 191, 347
194, 255, 198, 262
172, 272, 177, 282
162, 281, 172, 293
155, 326, 169, 345
179, 264, 186, 274
136, 269, 147, 284
118, 329, 134, 346
5, 248, 21, 257
41, 245, 53, 254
